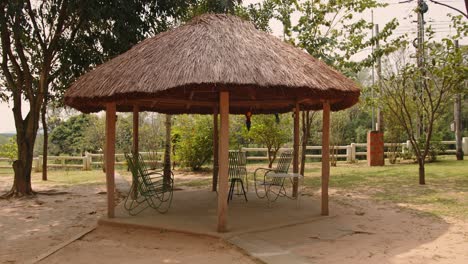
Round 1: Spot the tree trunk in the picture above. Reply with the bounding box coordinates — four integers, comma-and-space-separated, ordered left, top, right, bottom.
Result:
5, 86, 43, 196
41, 99, 48, 181
9, 120, 39, 196
300, 138, 307, 176
163, 114, 172, 182
300, 111, 313, 176
267, 149, 273, 168
418, 158, 425, 185
455, 93, 463, 160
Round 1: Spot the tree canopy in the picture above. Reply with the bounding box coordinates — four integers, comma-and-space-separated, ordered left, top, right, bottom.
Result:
0, 0, 196, 196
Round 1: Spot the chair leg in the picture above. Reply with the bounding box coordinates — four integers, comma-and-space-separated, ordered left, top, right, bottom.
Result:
245, 174, 248, 192
228, 180, 235, 203
239, 180, 248, 202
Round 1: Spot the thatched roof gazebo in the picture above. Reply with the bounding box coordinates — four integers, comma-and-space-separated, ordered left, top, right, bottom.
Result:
64, 14, 360, 232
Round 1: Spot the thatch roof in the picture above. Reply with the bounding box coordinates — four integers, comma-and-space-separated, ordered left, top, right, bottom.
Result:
64, 14, 360, 114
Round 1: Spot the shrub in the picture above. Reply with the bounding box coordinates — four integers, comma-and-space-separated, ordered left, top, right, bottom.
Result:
173, 115, 213, 171
0, 136, 17, 162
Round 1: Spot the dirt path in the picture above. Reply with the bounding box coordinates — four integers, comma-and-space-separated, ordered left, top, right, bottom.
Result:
235, 191, 468, 264
1, 171, 468, 264
0, 182, 107, 263
42, 226, 257, 264
0, 175, 257, 264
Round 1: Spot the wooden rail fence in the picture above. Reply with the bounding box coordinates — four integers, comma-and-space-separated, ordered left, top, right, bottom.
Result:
0, 138, 467, 171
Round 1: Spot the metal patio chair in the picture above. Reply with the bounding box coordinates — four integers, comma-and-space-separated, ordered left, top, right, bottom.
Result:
123, 153, 174, 215
228, 150, 248, 202
253, 151, 292, 201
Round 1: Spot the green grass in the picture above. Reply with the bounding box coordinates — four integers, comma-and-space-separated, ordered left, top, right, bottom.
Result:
1, 156, 466, 219
0, 167, 14, 176
302, 157, 468, 219
178, 178, 212, 188
0, 160, 13, 176
31, 170, 106, 187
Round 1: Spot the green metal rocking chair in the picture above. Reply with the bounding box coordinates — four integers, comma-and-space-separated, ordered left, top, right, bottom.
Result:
253, 151, 293, 201
124, 153, 174, 215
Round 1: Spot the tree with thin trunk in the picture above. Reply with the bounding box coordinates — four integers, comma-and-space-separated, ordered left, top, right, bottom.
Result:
249, 114, 291, 168
380, 35, 466, 184
41, 93, 48, 181
300, 110, 316, 176
0, 1, 191, 197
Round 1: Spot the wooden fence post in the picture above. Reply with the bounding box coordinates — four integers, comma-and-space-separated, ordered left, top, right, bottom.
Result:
462, 137, 468, 156
346, 145, 352, 162
34, 157, 40, 172
37, 155, 43, 172
82, 155, 87, 170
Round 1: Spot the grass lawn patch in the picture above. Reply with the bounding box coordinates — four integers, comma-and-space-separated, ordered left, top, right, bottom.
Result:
32, 170, 106, 187
302, 157, 468, 219
1, 157, 466, 219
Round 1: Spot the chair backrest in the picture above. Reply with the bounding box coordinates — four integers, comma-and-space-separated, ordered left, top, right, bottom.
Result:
228, 151, 247, 180
274, 151, 292, 174
125, 153, 155, 195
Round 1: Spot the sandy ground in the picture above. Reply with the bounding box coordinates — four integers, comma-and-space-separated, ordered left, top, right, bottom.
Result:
1, 171, 467, 264
0, 181, 107, 264
42, 226, 257, 264
240, 190, 468, 264
0, 175, 257, 264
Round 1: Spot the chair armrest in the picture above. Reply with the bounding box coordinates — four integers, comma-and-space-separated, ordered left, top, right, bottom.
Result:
146, 171, 163, 177
254, 167, 274, 174
148, 171, 174, 182
254, 168, 275, 183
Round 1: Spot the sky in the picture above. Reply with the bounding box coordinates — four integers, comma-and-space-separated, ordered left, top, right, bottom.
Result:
0, 0, 466, 133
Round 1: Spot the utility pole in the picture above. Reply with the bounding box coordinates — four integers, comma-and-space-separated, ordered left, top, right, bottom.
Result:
416, 0, 428, 138
375, 24, 383, 133
454, 40, 464, 160
371, 11, 375, 131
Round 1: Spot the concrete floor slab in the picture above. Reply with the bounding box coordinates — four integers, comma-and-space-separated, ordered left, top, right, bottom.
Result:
99, 189, 332, 263
100, 189, 326, 238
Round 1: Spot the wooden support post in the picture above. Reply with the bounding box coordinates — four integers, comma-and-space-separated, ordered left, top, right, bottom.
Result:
217, 92, 229, 232
212, 107, 219, 192
131, 105, 139, 199
105, 103, 117, 218
292, 103, 300, 197
321, 101, 330, 216
132, 106, 139, 154
163, 114, 172, 181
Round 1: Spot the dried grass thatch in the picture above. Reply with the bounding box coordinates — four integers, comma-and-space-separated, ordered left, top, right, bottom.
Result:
64, 14, 360, 114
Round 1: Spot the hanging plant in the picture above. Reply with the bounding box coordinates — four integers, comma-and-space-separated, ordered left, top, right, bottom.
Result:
245, 111, 252, 131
